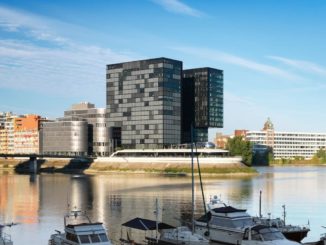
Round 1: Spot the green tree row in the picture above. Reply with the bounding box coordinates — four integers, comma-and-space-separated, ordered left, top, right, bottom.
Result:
226, 136, 273, 166
226, 136, 253, 166
312, 149, 326, 163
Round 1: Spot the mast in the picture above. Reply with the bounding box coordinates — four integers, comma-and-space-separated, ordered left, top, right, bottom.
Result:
190, 125, 195, 234
155, 198, 159, 243
194, 135, 209, 235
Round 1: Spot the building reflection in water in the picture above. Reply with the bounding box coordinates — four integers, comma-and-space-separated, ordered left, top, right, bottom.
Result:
69, 175, 93, 210
1, 166, 325, 244
0, 173, 39, 224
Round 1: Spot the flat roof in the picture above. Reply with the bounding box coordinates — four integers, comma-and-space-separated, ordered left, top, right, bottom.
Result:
115, 149, 228, 153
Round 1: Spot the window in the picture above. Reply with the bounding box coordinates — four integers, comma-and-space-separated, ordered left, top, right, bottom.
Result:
79, 235, 90, 243
99, 233, 109, 242
90, 234, 101, 243
66, 232, 78, 243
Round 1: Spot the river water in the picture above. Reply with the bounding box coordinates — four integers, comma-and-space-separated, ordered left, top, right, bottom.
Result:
0, 166, 325, 244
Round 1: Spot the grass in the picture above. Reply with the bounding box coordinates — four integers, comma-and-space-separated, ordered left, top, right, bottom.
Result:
87, 163, 257, 175
163, 166, 257, 174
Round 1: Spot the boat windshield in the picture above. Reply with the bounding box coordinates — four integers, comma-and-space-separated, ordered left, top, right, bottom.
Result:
253, 227, 285, 241
211, 217, 254, 228
78, 233, 109, 243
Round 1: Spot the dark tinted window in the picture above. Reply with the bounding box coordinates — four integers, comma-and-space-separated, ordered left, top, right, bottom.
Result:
66, 232, 78, 243
79, 235, 90, 243
90, 234, 101, 243
99, 233, 109, 242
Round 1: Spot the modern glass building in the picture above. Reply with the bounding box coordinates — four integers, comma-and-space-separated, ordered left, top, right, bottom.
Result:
106, 57, 182, 149
182, 68, 223, 143
64, 102, 119, 156
40, 118, 88, 156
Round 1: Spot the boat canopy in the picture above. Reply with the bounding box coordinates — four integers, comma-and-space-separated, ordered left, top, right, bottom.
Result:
121, 217, 175, 231
212, 206, 247, 213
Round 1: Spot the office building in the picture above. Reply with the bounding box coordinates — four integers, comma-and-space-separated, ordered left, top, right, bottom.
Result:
182, 68, 223, 143
64, 102, 120, 156
106, 57, 182, 149
244, 118, 326, 159
40, 118, 88, 156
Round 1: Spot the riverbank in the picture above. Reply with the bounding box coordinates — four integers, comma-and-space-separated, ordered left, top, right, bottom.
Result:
86, 161, 257, 175
270, 158, 326, 165
0, 158, 257, 175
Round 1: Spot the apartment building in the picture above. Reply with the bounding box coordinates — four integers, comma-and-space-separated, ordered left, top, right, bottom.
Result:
244, 118, 326, 159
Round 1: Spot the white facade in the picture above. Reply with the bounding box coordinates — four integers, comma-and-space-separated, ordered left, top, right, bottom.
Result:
246, 130, 326, 159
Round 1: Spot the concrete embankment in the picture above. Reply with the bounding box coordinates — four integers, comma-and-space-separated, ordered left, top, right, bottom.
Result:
0, 157, 257, 175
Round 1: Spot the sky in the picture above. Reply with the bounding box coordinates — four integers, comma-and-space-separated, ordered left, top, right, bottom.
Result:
0, 0, 326, 141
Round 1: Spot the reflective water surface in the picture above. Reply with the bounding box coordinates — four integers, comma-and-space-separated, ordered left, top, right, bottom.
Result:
1, 166, 326, 244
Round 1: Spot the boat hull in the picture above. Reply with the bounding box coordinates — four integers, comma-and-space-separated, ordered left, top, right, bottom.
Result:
282, 229, 309, 242
195, 225, 244, 245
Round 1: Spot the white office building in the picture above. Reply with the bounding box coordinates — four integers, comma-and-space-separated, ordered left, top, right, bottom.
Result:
245, 118, 326, 159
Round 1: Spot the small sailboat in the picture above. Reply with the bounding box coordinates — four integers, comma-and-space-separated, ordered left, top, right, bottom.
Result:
49, 210, 111, 245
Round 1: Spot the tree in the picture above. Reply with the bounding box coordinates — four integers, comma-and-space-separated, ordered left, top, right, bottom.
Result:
226, 136, 253, 166
315, 149, 326, 163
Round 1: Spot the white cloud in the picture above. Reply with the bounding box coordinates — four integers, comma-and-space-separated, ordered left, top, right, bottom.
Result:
0, 40, 134, 96
0, 6, 138, 98
0, 5, 70, 45
268, 56, 326, 76
173, 46, 300, 80
152, 0, 203, 17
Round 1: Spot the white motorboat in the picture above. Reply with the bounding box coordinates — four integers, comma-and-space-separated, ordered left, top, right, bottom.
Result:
320, 235, 326, 245
241, 224, 301, 245
195, 203, 255, 244
157, 226, 209, 245
254, 215, 310, 242
49, 210, 111, 245
255, 192, 310, 242
0, 223, 16, 245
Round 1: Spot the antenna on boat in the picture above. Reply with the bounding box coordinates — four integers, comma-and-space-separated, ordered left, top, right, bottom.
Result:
259, 190, 262, 218
282, 205, 286, 225
154, 198, 160, 243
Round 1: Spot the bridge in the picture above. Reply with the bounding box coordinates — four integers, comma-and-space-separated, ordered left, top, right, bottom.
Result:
0, 154, 93, 173
0, 153, 90, 158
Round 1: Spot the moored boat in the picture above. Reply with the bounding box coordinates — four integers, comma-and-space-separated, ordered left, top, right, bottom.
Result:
241, 224, 301, 245
0, 223, 17, 245
255, 192, 310, 242
195, 203, 255, 244
254, 216, 310, 242
49, 210, 111, 245
120, 217, 209, 245
0, 225, 13, 245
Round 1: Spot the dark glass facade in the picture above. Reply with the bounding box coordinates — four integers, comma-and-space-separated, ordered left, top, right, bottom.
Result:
182, 68, 223, 143
106, 58, 182, 149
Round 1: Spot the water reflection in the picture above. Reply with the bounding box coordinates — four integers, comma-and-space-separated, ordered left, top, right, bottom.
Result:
0, 167, 325, 245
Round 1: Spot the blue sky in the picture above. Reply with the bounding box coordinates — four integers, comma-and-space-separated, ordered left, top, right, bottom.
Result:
0, 0, 326, 140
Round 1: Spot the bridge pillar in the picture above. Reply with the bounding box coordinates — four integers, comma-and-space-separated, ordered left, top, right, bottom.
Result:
29, 156, 38, 174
